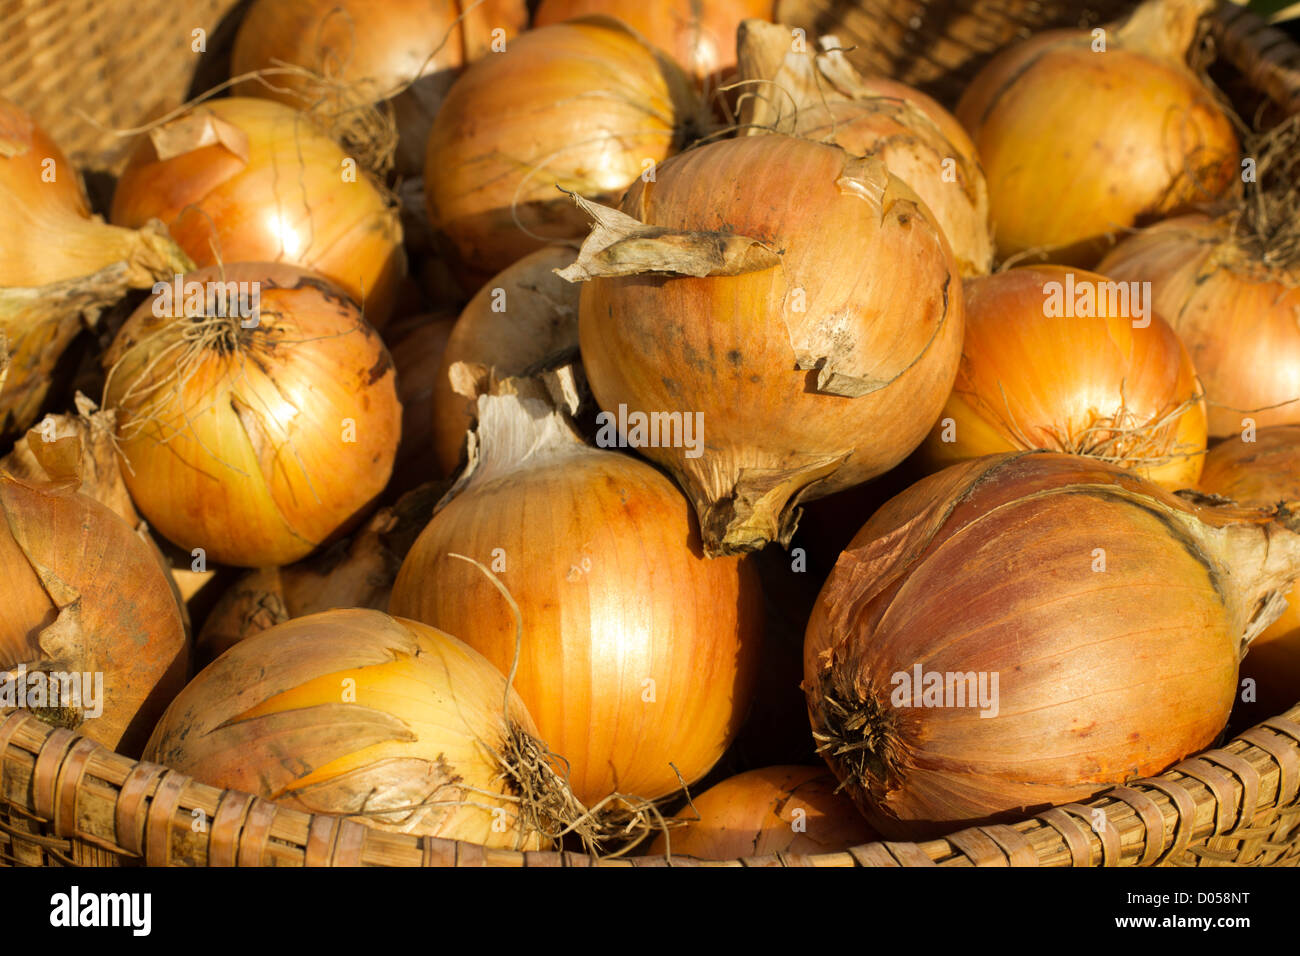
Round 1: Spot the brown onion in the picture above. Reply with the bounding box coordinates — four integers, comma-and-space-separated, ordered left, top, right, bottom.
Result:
386, 311, 455, 492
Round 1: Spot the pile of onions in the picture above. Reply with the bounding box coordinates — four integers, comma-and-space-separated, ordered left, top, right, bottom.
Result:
955, 0, 1238, 264
804, 452, 1300, 837
0, 473, 188, 756
735, 21, 992, 276
110, 98, 404, 328
424, 17, 708, 280
231, 0, 528, 175
390, 377, 762, 804
1099, 214, 1300, 438
103, 263, 402, 568
0, 97, 191, 439
431, 245, 581, 474
385, 311, 455, 491
920, 266, 1207, 489
566, 134, 963, 555
1198, 426, 1300, 718
535, 0, 773, 89
649, 765, 875, 859
144, 608, 557, 847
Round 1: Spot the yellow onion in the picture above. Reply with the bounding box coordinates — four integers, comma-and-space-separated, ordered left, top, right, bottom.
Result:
431, 245, 581, 474
144, 608, 556, 847
649, 765, 875, 859
805, 452, 1300, 838
0, 473, 188, 756
386, 311, 455, 492
920, 266, 1207, 489
1099, 214, 1300, 438
955, 0, 1239, 264
1198, 426, 1300, 719
110, 98, 404, 328
390, 376, 762, 804
231, 0, 528, 175
735, 20, 991, 276
103, 263, 402, 568
0, 97, 191, 438
424, 17, 708, 281
566, 134, 963, 555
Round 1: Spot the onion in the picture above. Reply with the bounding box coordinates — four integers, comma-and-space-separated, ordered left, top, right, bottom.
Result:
534, 0, 773, 89
955, 0, 1239, 265
424, 17, 708, 281
0, 97, 191, 439
102, 262, 402, 568
564, 134, 963, 555
920, 266, 1207, 489
649, 765, 875, 858
735, 21, 992, 276
431, 245, 581, 474
145, 608, 561, 847
0, 473, 188, 756
231, 0, 528, 175
390, 374, 762, 804
386, 311, 455, 492
804, 452, 1300, 837
110, 98, 404, 328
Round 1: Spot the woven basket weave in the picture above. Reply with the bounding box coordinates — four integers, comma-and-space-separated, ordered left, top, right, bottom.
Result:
1, 0, 1299, 867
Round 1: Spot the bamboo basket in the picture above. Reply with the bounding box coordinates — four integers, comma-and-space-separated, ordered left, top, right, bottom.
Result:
1, 0, 1299, 867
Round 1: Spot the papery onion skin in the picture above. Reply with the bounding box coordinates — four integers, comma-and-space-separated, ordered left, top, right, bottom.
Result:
648, 765, 876, 859
1098, 214, 1300, 439
920, 266, 1207, 489
110, 98, 404, 327
144, 608, 548, 847
103, 263, 402, 568
803, 452, 1294, 838
576, 134, 963, 556
424, 17, 704, 279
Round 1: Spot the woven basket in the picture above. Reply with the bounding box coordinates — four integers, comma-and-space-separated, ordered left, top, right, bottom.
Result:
1, 0, 1299, 867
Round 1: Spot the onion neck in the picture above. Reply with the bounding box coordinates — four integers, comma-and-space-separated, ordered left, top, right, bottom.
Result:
1115, 0, 1213, 64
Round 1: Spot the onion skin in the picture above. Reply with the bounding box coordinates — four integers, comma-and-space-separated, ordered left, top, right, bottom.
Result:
110, 98, 404, 328
1098, 215, 1300, 439
648, 765, 875, 859
144, 608, 549, 847
103, 263, 402, 568
424, 17, 704, 279
804, 452, 1300, 838
387, 311, 455, 491
575, 135, 963, 555
920, 266, 1207, 489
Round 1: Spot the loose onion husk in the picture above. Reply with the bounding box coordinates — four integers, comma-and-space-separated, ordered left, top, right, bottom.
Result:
805, 452, 1300, 838
110, 97, 404, 328
954, 0, 1239, 265
565, 134, 963, 555
919, 266, 1207, 488
103, 262, 402, 568
390, 372, 762, 804
648, 765, 876, 858
424, 16, 709, 281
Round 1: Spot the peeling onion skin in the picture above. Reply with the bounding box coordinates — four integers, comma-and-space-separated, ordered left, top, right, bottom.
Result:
1098, 215, 1300, 439
577, 134, 964, 556
103, 262, 402, 568
802, 453, 1300, 839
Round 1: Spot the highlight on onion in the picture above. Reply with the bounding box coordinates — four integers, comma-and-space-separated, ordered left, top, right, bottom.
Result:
102, 262, 402, 568
390, 372, 763, 804
564, 134, 963, 555
385, 310, 455, 492
145, 608, 566, 847
649, 765, 876, 859
920, 266, 1207, 489
0, 473, 188, 757
804, 452, 1300, 838
431, 245, 581, 475
735, 20, 992, 276
109, 97, 405, 328
424, 17, 709, 281
231, 0, 529, 176
955, 0, 1239, 265
0, 97, 192, 439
